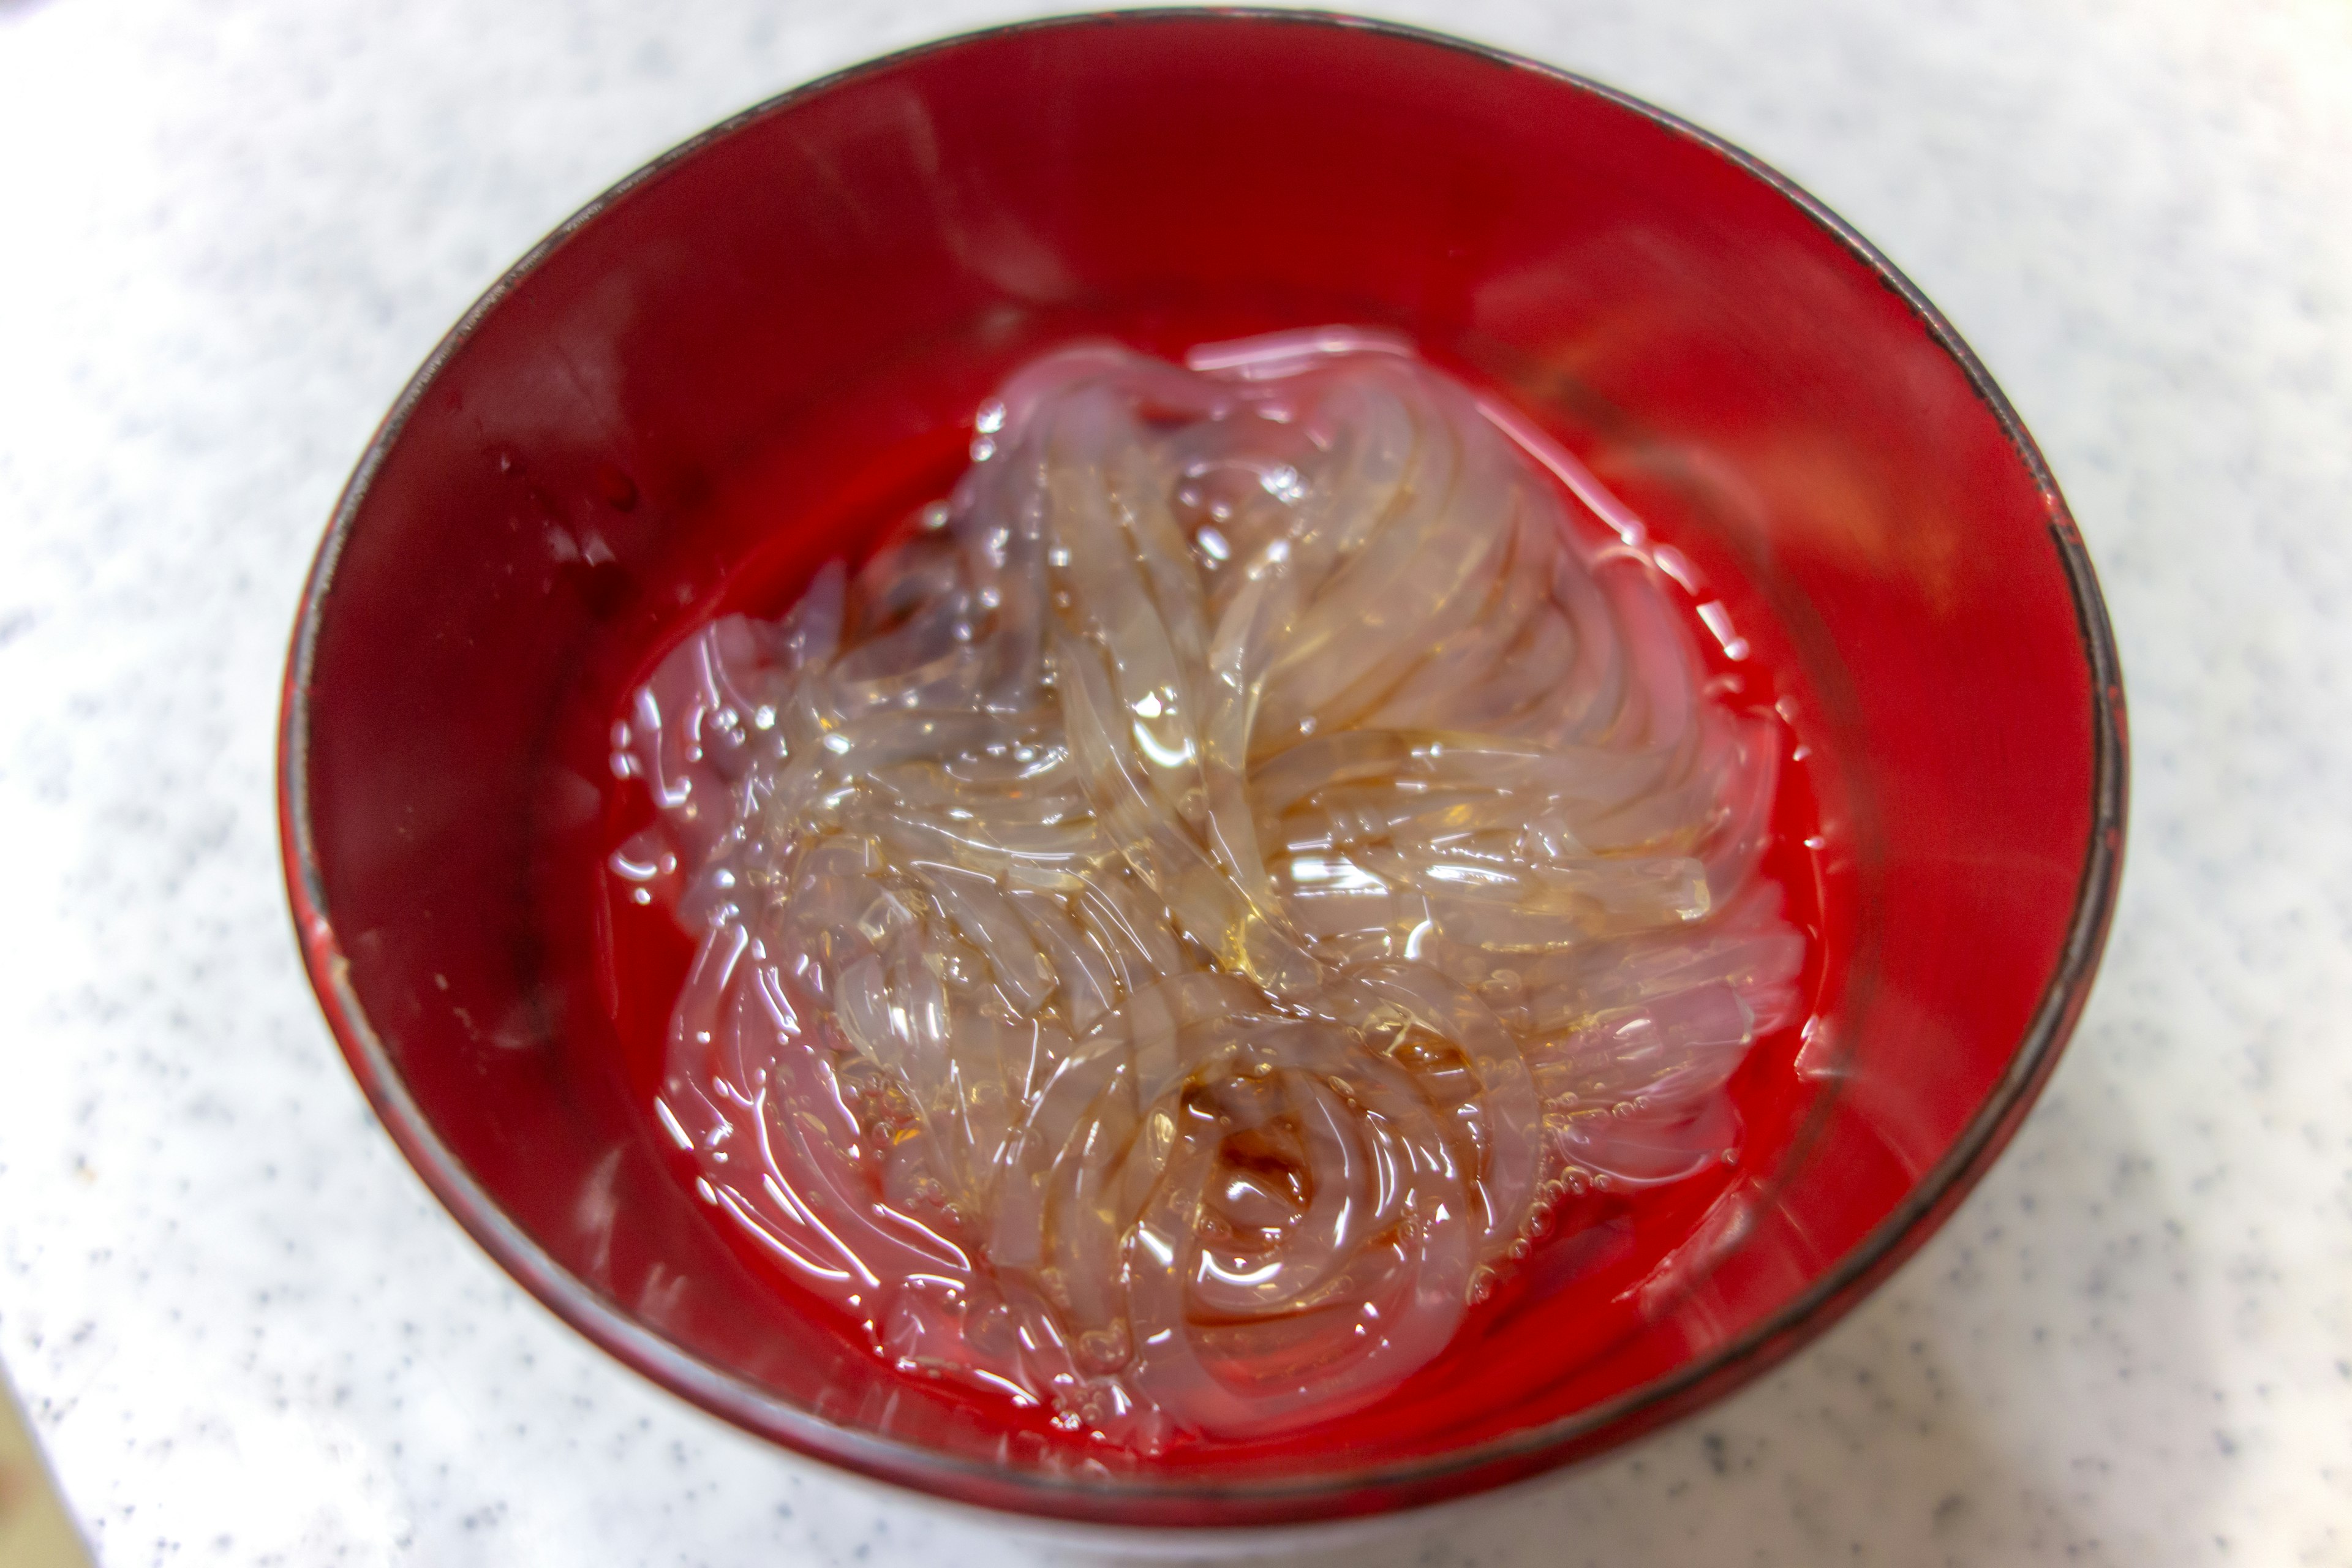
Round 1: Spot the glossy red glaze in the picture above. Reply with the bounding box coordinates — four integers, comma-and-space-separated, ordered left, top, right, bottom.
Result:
281, 10, 2124, 1528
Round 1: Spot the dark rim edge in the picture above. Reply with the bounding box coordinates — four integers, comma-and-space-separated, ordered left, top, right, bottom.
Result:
277, 3, 2129, 1524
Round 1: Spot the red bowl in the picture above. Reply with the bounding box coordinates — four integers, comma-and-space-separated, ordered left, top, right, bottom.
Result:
280, 9, 2125, 1529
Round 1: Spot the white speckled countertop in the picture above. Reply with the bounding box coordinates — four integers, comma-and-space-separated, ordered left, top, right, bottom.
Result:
2, 0, 2348, 1562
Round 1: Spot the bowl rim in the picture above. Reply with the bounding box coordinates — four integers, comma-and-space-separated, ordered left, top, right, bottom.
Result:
277, 4, 2128, 1526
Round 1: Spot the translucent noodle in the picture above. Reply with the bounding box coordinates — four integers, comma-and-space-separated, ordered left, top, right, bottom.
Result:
612, 332, 1806, 1447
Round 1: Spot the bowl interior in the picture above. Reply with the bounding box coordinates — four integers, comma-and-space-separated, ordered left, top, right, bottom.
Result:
285, 11, 2119, 1526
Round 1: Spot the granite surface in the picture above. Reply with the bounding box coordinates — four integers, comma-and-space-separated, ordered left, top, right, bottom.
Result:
2, 0, 2349, 1562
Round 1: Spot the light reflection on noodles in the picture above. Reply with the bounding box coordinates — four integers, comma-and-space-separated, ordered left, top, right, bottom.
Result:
614, 331, 1806, 1448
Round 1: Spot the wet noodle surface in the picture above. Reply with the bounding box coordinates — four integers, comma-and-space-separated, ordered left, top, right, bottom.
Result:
609, 332, 1807, 1449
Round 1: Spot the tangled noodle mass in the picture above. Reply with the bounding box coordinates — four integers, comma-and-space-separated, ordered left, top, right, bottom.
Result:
611, 331, 1805, 1449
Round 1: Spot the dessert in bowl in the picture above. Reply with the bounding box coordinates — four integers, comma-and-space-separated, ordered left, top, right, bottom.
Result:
282, 10, 2124, 1529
